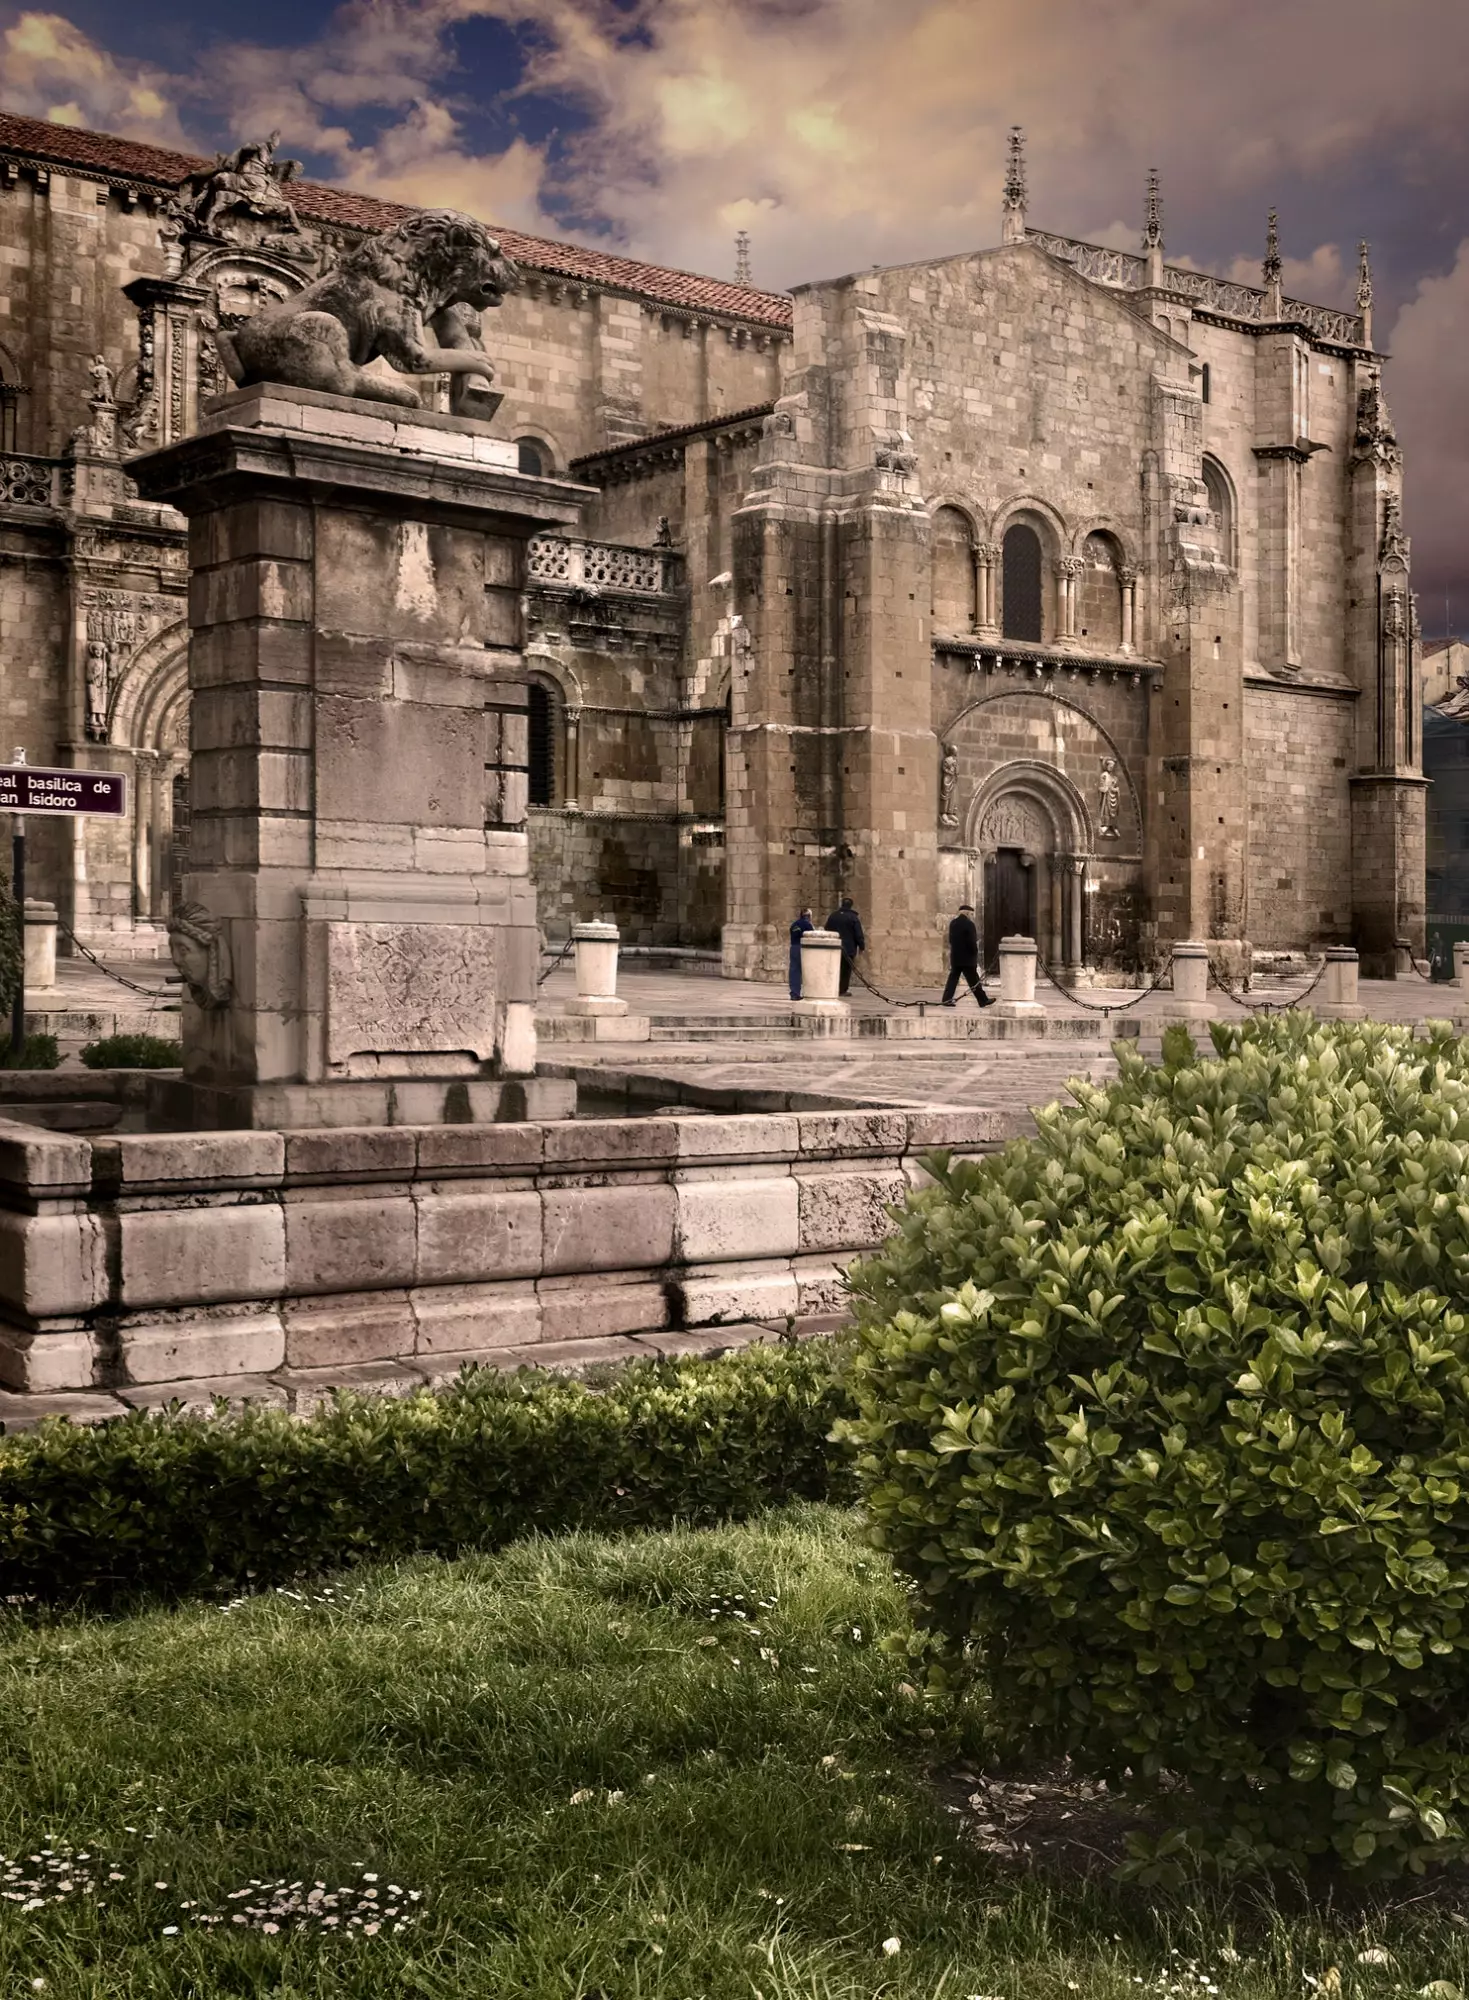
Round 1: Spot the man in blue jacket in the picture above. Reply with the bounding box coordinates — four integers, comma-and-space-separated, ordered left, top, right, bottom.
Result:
942, 902, 993, 1007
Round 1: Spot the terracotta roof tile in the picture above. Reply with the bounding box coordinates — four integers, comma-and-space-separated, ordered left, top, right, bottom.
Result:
0, 108, 794, 331
570, 403, 775, 470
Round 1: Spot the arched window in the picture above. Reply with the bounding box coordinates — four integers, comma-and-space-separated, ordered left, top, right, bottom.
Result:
517, 438, 548, 476
1202, 456, 1234, 566
930, 506, 976, 632
1001, 523, 1043, 642
1076, 531, 1122, 649
527, 683, 557, 806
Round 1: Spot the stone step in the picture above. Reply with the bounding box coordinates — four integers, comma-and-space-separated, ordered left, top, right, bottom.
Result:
0, 1318, 841, 1432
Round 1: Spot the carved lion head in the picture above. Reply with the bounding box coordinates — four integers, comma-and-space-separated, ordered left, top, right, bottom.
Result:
352, 210, 520, 316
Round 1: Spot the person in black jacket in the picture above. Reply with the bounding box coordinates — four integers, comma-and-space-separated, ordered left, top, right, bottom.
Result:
942, 902, 993, 1006
825, 897, 866, 995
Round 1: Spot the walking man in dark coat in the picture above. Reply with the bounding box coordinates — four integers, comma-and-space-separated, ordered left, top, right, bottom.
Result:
942, 901, 993, 1007
825, 896, 866, 995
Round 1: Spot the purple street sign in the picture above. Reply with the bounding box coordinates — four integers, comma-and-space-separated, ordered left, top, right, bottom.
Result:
0, 766, 128, 816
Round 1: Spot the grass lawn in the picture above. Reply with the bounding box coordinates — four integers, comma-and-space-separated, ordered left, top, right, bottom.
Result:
3, 1502, 1468, 1999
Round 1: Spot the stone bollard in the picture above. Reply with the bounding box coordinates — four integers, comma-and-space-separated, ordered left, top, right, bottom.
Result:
23, 898, 57, 993
1168, 939, 1214, 1019
1455, 942, 1469, 990
565, 919, 628, 1017
991, 934, 1045, 1018
793, 928, 848, 1015
1394, 937, 1414, 978
1313, 945, 1365, 1021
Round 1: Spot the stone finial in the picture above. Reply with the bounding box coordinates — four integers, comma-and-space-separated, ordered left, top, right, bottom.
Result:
1143, 168, 1164, 250
1263, 207, 1284, 314
1143, 167, 1165, 285
734, 229, 751, 284
1001, 125, 1027, 245
1356, 239, 1374, 347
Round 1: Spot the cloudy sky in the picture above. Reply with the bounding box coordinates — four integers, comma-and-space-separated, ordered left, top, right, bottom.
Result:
4, 0, 1466, 626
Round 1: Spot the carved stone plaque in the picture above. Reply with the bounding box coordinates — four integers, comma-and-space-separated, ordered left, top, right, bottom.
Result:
326, 922, 498, 1067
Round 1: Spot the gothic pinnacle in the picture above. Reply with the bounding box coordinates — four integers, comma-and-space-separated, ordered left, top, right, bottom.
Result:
1143, 168, 1163, 251
1001, 125, 1027, 243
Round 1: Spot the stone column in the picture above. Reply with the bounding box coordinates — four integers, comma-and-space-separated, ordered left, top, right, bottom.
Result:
993, 934, 1044, 1017
566, 919, 627, 1017
1168, 939, 1214, 1019
1060, 856, 1086, 968
794, 928, 847, 1016
129, 382, 589, 1128
1454, 941, 1469, 989
1314, 946, 1365, 1020
1118, 566, 1137, 653
1057, 557, 1081, 641
976, 544, 999, 634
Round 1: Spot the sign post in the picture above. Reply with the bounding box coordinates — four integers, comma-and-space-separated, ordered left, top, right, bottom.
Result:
1, 759, 128, 1057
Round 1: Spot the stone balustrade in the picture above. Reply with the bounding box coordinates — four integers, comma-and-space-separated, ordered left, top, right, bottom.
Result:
526, 534, 680, 596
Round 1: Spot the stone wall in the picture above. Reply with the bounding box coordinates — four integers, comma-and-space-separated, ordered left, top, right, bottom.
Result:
0, 1106, 994, 1393
1245, 682, 1357, 946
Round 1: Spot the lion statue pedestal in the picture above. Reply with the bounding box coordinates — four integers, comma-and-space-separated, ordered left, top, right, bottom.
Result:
128, 378, 593, 1129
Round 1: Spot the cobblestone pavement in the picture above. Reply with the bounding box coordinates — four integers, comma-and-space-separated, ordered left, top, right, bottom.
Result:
539, 964, 1468, 1127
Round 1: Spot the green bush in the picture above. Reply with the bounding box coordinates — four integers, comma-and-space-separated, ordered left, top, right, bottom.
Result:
0, 1339, 855, 1603
79, 1031, 182, 1069
0, 1030, 59, 1070
841, 1015, 1469, 1880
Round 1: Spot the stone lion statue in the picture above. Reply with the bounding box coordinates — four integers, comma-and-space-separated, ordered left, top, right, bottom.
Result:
214, 210, 518, 418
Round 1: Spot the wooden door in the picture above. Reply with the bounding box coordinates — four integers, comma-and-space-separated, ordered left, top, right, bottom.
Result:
984, 848, 1033, 970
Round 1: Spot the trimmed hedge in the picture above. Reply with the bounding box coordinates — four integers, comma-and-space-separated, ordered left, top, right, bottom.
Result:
841, 1015, 1469, 1880
0, 1340, 855, 1603
0, 1031, 59, 1070
79, 1032, 182, 1070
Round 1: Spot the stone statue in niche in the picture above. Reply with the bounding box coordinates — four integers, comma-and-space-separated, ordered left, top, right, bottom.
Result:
1098, 756, 1121, 839
213, 210, 518, 419
939, 742, 960, 827
168, 902, 233, 1009
84, 639, 111, 742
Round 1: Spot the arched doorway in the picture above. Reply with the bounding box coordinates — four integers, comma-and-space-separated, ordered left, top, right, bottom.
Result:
968, 766, 1090, 974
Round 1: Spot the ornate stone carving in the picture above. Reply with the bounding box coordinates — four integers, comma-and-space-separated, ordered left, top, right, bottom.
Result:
88, 355, 115, 404
939, 742, 960, 827
982, 795, 1048, 850
1097, 756, 1122, 839
168, 902, 233, 1009
171, 133, 303, 243
1352, 375, 1402, 471
1380, 492, 1411, 570
214, 210, 517, 417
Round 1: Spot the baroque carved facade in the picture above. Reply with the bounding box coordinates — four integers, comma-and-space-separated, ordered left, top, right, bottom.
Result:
0, 111, 1424, 979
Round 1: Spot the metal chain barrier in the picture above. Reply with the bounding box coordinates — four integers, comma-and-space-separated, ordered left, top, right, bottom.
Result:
536, 936, 575, 988
56, 918, 176, 1004
1035, 952, 1177, 1019
1207, 954, 1329, 1013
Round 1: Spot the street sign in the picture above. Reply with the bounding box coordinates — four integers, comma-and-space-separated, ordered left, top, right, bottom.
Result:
0, 766, 127, 816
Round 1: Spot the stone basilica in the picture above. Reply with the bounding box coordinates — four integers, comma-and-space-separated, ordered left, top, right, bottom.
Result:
0, 113, 1424, 985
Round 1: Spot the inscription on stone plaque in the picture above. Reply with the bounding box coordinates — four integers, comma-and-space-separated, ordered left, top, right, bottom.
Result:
325, 922, 499, 1069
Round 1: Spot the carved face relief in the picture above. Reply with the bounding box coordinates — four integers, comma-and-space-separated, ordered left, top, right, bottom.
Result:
167, 902, 232, 1009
